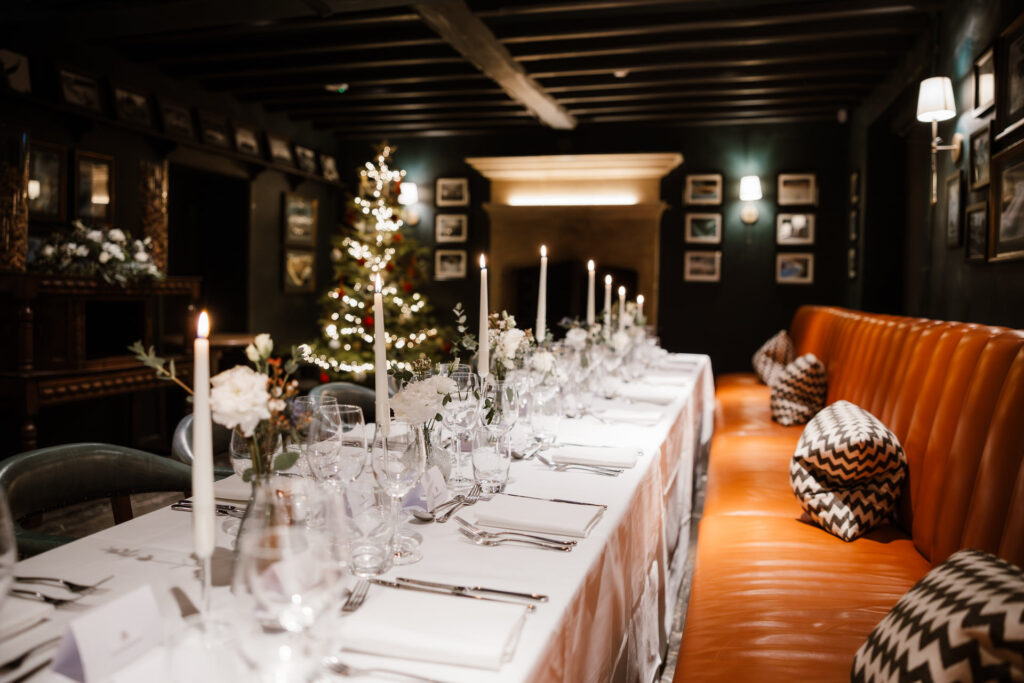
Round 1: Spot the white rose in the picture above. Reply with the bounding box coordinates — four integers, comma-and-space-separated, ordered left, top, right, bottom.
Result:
76, 245, 89, 257
108, 229, 126, 243
209, 365, 271, 437
612, 330, 631, 353
255, 333, 273, 357
245, 344, 260, 362
98, 251, 111, 264
134, 251, 149, 262
390, 374, 456, 424
41, 245, 54, 257
65, 242, 78, 253
530, 350, 555, 374
500, 328, 525, 360
86, 230, 103, 242
565, 328, 588, 350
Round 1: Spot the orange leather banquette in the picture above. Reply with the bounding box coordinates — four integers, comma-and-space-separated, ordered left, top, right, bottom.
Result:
674, 306, 1024, 682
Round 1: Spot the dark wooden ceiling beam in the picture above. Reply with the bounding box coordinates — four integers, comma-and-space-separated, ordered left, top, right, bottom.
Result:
557, 82, 874, 104
580, 106, 839, 123
566, 95, 858, 116
413, 0, 576, 129
281, 99, 524, 115
543, 69, 886, 92
156, 36, 447, 67
220, 71, 491, 94
250, 86, 507, 104
300, 109, 534, 123
197, 55, 465, 81
476, 0, 939, 20
315, 118, 540, 131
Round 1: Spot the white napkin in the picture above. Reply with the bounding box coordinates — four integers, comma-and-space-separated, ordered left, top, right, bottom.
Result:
615, 384, 678, 405
594, 407, 662, 425
470, 494, 604, 538
642, 372, 694, 387
338, 588, 528, 670
0, 598, 52, 641
549, 445, 637, 469
213, 475, 251, 502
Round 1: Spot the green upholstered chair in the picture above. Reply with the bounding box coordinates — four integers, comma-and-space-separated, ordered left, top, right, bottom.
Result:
0, 443, 193, 558
171, 414, 234, 480
309, 381, 376, 423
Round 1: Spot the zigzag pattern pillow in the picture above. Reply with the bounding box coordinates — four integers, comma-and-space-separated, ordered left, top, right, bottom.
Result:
852, 549, 1024, 682
752, 329, 794, 384
770, 353, 826, 426
790, 400, 905, 541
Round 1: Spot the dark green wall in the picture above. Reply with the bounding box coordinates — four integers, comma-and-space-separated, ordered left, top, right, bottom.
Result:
339, 121, 849, 375
850, 0, 1024, 327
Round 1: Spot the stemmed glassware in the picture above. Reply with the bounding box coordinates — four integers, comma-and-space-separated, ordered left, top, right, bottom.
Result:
440, 370, 482, 491
370, 420, 426, 565
0, 489, 15, 611
303, 404, 367, 487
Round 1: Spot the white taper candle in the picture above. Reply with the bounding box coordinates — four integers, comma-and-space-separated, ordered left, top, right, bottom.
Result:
536, 245, 548, 341
192, 311, 214, 559
618, 286, 627, 331
478, 254, 489, 378
586, 260, 595, 327
373, 275, 389, 434
604, 275, 613, 329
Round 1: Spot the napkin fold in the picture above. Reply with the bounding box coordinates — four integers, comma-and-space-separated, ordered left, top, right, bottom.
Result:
549, 445, 637, 469
0, 598, 53, 642
594, 407, 662, 425
213, 475, 251, 502
615, 385, 677, 405
338, 588, 528, 670
470, 494, 604, 538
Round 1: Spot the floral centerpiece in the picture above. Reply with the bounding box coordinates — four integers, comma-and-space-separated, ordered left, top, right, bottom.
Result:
389, 355, 458, 478
130, 333, 301, 481
32, 220, 162, 286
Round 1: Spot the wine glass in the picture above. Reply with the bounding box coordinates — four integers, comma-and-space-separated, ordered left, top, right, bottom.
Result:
370, 421, 426, 565
440, 371, 482, 491
304, 404, 367, 487
0, 489, 15, 609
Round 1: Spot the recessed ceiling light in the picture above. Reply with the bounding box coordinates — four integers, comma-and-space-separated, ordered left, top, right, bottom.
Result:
324, 83, 349, 93
613, 69, 629, 79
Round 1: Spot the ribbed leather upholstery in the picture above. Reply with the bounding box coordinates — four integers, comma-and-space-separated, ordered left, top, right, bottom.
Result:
675, 306, 1024, 682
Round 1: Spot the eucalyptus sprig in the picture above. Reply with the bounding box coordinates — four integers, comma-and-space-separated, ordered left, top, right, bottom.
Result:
127, 341, 193, 396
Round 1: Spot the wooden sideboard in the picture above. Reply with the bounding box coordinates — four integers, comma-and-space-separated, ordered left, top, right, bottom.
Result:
0, 273, 200, 452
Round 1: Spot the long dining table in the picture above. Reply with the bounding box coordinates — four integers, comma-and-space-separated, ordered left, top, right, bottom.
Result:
9, 353, 713, 683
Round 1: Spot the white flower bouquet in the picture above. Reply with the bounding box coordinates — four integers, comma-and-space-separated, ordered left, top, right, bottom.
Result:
32, 220, 162, 286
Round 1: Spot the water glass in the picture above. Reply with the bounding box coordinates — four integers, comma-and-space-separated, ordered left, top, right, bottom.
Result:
341, 480, 394, 577
471, 428, 511, 494
480, 378, 519, 436
440, 371, 482, 491
229, 429, 283, 480
529, 388, 563, 447
304, 404, 367, 485
371, 421, 426, 565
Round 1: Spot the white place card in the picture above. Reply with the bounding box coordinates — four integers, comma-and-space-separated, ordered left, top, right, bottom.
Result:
51, 585, 163, 682
420, 466, 448, 510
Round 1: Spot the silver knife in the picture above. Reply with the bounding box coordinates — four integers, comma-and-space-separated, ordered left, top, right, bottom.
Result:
503, 493, 608, 509
368, 578, 535, 610
395, 577, 548, 602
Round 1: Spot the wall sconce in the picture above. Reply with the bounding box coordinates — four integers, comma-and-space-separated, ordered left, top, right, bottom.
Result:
739, 175, 762, 224
398, 181, 420, 225
916, 76, 963, 204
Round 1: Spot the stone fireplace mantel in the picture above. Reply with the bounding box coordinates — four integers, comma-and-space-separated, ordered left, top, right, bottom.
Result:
465, 153, 683, 326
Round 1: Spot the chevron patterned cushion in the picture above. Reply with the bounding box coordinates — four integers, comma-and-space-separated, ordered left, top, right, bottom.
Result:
752, 329, 794, 384
851, 549, 1024, 682
769, 353, 826, 426
789, 400, 905, 541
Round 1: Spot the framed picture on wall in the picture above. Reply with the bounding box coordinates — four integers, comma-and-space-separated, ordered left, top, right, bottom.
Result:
683, 174, 722, 205
283, 249, 315, 293
970, 123, 992, 190
283, 193, 318, 247
989, 137, 1024, 261
683, 251, 721, 282
997, 13, 1024, 137
945, 172, 963, 247
776, 213, 815, 245
321, 154, 340, 182
684, 213, 721, 243
28, 141, 66, 223
58, 68, 102, 112
778, 173, 818, 205
435, 214, 467, 243
436, 178, 469, 207
158, 99, 194, 139
965, 202, 988, 263
74, 150, 114, 226
198, 111, 231, 148
849, 208, 859, 241
266, 133, 293, 166
233, 123, 261, 157
776, 252, 814, 284
434, 249, 467, 280
294, 146, 318, 174
974, 46, 995, 114
112, 85, 152, 128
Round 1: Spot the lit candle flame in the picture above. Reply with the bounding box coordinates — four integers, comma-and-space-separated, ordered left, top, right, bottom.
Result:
637, 294, 645, 304
605, 275, 612, 285
480, 254, 486, 269
587, 259, 594, 272
540, 245, 547, 257
197, 311, 210, 339
618, 286, 626, 296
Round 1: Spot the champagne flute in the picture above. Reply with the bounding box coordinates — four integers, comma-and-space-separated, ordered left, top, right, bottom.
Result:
370, 421, 426, 565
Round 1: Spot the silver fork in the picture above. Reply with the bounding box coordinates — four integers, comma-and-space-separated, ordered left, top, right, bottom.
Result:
458, 526, 572, 552
341, 579, 370, 613
324, 657, 445, 682
15, 575, 112, 593
0, 636, 61, 673
10, 588, 84, 607
436, 484, 481, 523
535, 453, 622, 476
453, 516, 576, 547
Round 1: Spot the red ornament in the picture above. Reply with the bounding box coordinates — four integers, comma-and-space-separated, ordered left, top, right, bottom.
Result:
392, 233, 403, 242
402, 281, 413, 293
385, 262, 394, 272
364, 315, 374, 326
357, 258, 366, 266
319, 372, 330, 383
441, 340, 453, 353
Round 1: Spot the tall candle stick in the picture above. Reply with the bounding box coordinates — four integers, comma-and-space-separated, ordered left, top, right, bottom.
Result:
637, 294, 645, 321
373, 275, 389, 434
586, 260, 595, 327
478, 254, 489, 378
618, 286, 627, 331
192, 311, 214, 562
604, 275, 613, 329
536, 245, 548, 342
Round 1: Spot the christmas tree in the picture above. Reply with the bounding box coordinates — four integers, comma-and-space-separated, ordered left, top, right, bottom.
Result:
300, 142, 445, 377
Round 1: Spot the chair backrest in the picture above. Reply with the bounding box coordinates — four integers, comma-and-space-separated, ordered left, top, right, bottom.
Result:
171, 414, 233, 465
309, 381, 376, 422
789, 306, 1024, 568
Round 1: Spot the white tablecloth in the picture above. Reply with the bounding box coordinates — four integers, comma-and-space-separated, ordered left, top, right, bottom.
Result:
14, 354, 712, 683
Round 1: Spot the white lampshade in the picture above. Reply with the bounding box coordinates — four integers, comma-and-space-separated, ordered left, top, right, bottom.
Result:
916, 76, 956, 122
398, 181, 418, 205
739, 175, 762, 201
